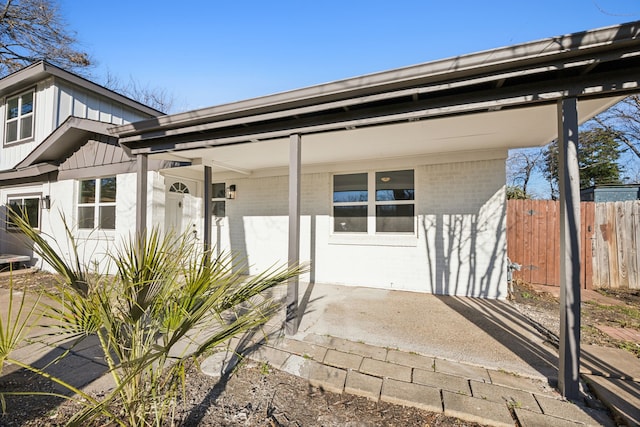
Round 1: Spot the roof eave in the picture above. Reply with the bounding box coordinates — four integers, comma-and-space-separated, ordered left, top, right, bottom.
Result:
0, 61, 164, 117
16, 117, 114, 169
111, 20, 640, 139
0, 163, 58, 181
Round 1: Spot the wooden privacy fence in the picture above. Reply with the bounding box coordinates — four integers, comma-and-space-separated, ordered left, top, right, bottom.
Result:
507, 199, 640, 290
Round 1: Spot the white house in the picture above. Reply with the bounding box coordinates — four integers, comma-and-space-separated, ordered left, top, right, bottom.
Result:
2, 22, 640, 311
0, 62, 164, 269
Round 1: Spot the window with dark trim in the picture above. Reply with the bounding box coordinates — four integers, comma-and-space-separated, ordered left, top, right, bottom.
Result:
5, 89, 35, 144
333, 170, 415, 233
7, 195, 40, 230
211, 182, 226, 217
77, 177, 116, 230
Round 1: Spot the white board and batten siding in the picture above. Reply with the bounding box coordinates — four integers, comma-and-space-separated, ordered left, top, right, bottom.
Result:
0, 77, 152, 171
55, 80, 148, 127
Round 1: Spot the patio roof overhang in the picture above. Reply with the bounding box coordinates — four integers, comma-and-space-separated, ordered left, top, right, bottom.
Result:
114, 21, 640, 174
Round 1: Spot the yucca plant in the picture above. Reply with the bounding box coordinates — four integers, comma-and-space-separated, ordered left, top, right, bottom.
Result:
0, 270, 43, 413
5, 211, 302, 426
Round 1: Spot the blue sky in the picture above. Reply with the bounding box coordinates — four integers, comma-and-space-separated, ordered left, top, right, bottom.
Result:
60, 0, 639, 113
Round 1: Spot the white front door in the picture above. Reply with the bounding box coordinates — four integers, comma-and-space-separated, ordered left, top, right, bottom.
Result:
165, 180, 198, 239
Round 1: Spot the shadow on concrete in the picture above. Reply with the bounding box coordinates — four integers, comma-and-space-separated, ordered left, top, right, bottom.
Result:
435, 296, 559, 383
1, 335, 109, 425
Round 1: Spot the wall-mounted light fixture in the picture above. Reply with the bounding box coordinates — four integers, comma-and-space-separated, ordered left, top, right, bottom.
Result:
42, 195, 51, 210
226, 185, 236, 200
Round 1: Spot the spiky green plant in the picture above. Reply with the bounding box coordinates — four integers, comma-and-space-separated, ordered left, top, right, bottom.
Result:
4, 211, 302, 426
0, 271, 43, 413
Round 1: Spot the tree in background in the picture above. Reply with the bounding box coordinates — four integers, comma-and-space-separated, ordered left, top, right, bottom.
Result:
0, 0, 91, 76
594, 95, 640, 160
506, 185, 530, 200
506, 148, 544, 198
542, 127, 622, 199
0, 0, 174, 112
103, 71, 174, 114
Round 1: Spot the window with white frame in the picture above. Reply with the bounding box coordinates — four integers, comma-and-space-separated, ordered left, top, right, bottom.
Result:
6, 195, 40, 230
333, 170, 415, 233
211, 182, 226, 217
5, 89, 35, 144
77, 177, 116, 230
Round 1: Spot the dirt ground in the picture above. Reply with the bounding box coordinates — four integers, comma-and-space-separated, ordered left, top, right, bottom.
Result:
0, 270, 485, 426
2, 270, 639, 426
510, 279, 640, 356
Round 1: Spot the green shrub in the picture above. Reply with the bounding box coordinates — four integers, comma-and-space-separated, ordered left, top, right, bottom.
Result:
2, 212, 301, 426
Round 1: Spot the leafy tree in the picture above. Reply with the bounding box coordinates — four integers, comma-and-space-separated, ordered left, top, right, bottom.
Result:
542, 127, 622, 199
579, 128, 622, 187
0, 0, 91, 76
506, 185, 530, 200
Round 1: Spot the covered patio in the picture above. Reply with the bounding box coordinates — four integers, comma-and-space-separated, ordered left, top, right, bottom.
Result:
112, 21, 640, 399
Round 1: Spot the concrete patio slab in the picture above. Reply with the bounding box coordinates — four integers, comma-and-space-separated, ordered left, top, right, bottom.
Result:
515, 408, 584, 427
359, 358, 412, 382
307, 362, 348, 394
3, 278, 628, 427
535, 394, 617, 427
442, 390, 514, 427
582, 374, 640, 426
322, 349, 363, 370
386, 348, 434, 370
435, 358, 491, 382
582, 344, 640, 380
413, 368, 471, 394
276, 337, 328, 361
294, 283, 559, 380
380, 378, 442, 413
488, 369, 556, 394
469, 380, 541, 412
302, 334, 388, 360
344, 370, 382, 401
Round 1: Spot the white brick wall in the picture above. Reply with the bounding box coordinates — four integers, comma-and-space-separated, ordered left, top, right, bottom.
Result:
220, 155, 507, 299
9, 154, 506, 298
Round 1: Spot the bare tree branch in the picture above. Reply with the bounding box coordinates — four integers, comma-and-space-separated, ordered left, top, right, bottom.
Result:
593, 96, 640, 160
0, 0, 91, 76
102, 70, 174, 113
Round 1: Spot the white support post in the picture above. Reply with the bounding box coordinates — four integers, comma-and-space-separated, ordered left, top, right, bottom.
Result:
286, 134, 301, 335
557, 97, 582, 401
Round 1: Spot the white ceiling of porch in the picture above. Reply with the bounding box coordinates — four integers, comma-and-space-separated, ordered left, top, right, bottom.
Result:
153, 96, 620, 179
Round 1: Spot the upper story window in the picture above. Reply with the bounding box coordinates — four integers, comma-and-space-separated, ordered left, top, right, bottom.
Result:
77, 177, 116, 230
333, 170, 415, 234
6, 195, 41, 230
5, 89, 35, 144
